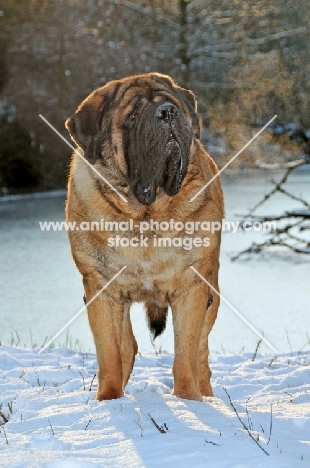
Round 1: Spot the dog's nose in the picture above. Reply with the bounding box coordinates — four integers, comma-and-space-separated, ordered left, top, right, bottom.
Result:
155, 102, 178, 121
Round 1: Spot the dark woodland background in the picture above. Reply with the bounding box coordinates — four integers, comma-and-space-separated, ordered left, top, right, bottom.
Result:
0, 0, 309, 193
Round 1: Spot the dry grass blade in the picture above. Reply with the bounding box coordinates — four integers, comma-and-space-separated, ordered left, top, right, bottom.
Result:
268, 356, 277, 367
79, 371, 86, 391
252, 338, 262, 361
147, 413, 167, 434
267, 403, 273, 445
2, 427, 8, 445
0, 411, 8, 424
223, 388, 269, 456
84, 419, 92, 430
205, 439, 220, 446
48, 418, 55, 436
245, 398, 253, 431
89, 373, 96, 392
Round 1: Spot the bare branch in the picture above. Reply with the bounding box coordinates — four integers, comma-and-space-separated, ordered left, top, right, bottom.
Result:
189, 42, 240, 58
193, 82, 250, 90
272, 183, 310, 209
106, 0, 177, 27
232, 239, 310, 261
254, 159, 307, 170
189, 26, 306, 57
239, 165, 298, 220
244, 27, 306, 46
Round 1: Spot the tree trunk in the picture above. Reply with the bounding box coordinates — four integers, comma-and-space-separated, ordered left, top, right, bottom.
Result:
178, 0, 190, 85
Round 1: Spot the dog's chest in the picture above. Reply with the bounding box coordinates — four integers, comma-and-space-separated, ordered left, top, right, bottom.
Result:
104, 239, 191, 300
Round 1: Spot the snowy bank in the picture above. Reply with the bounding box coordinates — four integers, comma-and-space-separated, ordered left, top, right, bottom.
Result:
0, 346, 309, 467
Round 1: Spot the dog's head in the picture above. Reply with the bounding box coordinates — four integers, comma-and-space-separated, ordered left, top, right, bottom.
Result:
66, 73, 200, 205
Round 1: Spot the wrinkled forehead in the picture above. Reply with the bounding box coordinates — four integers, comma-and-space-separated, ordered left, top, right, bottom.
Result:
110, 76, 185, 111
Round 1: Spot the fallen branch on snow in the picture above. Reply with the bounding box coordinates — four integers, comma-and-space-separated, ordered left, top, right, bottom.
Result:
223, 388, 270, 456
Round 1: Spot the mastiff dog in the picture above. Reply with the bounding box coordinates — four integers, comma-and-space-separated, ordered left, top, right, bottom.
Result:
65, 73, 224, 401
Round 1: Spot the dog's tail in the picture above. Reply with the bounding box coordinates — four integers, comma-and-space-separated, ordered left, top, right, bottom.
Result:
145, 303, 168, 339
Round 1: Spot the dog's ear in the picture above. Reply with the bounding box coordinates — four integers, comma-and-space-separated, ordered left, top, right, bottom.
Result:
177, 87, 201, 139
65, 90, 106, 163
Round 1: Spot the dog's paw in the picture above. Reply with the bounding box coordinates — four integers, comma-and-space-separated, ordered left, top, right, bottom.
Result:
96, 386, 124, 401
172, 388, 203, 402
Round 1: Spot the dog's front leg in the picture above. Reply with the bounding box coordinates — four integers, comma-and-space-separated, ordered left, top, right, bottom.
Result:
171, 280, 210, 401
83, 275, 124, 401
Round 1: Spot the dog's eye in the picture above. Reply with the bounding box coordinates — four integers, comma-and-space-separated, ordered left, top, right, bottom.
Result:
124, 101, 144, 127
124, 111, 138, 126
125, 109, 139, 126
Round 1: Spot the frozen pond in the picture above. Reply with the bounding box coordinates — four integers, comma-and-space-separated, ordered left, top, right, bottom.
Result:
1, 169, 309, 356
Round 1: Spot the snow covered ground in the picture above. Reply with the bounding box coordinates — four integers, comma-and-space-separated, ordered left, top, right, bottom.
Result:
0, 345, 309, 467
